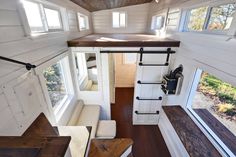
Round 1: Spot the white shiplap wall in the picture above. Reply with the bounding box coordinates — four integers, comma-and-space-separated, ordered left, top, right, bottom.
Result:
147, 0, 236, 156
0, 0, 93, 135
92, 3, 150, 33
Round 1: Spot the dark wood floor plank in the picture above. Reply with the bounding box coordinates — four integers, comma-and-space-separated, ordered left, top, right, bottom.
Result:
111, 88, 171, 157
163, 106, 221, 157
195, 109, 236, 154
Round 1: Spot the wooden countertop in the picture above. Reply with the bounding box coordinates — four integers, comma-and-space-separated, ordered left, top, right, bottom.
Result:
88, 138, 133, 157
163, 106, 221, 157
68, 34, 180, 47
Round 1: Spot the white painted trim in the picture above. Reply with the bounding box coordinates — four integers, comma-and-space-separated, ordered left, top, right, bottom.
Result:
34, 52, 76, 123
159, 109, 189, 157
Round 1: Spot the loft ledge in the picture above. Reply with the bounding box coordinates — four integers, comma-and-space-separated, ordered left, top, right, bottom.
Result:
68, 34, 180, 47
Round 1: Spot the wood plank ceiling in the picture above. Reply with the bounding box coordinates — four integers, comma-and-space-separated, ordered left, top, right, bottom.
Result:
70, 0, 153, 12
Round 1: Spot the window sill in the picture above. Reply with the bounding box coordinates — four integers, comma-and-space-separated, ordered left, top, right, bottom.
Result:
54, 94, 75, 123
79, 29, 89, 31
26, 31, 68, 40
176, 32, 236, 42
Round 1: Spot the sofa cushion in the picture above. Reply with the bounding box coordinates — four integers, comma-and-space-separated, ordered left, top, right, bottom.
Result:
76, 105, 100, 138
96, 120, 116, 139
67, 100, 84, 126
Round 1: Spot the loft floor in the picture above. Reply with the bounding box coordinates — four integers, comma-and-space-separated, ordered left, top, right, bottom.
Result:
111, 88, 171, 157
67, 33, 180, 47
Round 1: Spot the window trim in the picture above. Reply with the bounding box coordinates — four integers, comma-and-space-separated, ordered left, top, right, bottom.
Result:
112, 11, 127, 28
35, 51, 75, 121
151, 15, 165, 30
186, 68, 236, 157
42, 5, 64, 32
19, 0, 66, 36
182, 1, 236, 35
77, 13, 89, 31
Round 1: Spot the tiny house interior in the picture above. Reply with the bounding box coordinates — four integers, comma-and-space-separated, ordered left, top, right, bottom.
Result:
0, 0, 236, 157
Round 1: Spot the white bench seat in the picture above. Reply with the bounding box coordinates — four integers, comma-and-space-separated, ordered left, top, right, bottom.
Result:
67, 100, 116, 139
96, 120, 116, 139
76, 105, 100, 138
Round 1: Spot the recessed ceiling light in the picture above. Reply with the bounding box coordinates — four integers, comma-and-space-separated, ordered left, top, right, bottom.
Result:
155, 0, 159, 3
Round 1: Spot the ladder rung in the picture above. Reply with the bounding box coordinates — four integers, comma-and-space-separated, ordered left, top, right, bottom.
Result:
136, 96, 162, 101
135, 111, 159, 115
137, 80, 163, 85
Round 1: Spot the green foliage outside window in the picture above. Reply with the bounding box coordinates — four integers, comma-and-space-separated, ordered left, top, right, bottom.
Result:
188, 7, 208, 31
208, 4, 236, 30
198, 72, 236, 117
43, 63, 66, 108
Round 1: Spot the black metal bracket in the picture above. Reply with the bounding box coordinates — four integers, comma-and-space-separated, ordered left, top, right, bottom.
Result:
0, 56, 36, 71
136, 96, 162, 101
139, 48, 172, 67
137, 80, 163, 85
135, 111, 159, 115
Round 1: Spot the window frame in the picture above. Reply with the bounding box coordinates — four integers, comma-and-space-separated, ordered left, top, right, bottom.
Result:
112, 11, 127, 28
183, 1, 236, 35
186, 68, 236, 157
77, 13, 89, 31
19, 0, 65, 36
42, 5, 64, 32
35, 51, 75, 121
151, 15, 165, 30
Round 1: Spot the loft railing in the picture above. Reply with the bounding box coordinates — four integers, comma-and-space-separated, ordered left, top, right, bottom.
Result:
0, 56, 36, 71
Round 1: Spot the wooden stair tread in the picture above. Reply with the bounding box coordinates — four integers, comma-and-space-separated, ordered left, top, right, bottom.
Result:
163, 106, 221, 157
88, 138, 133, 157
23, 113, 58, 136
0, 113, 71, 157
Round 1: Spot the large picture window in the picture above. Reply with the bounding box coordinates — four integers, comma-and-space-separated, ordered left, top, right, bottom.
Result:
39, 56, 74, 115
187, 69, 236, 156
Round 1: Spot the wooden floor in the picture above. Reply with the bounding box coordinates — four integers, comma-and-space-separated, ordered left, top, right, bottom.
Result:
111, 88, 171, 157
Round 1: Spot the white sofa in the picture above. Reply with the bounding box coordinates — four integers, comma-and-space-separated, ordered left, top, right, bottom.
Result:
67, 100, 116, 139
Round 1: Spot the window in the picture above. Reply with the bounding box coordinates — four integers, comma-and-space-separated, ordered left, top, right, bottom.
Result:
151, 15, 165, 30
112, 12, 126, 28
185, 3, 236, 32
44, 8, 62, 30
21, 0, 63, 34
187, 69, 236, 156
42, 56, 74, 113
78, 13, 89, 31
207, 4, 236, 30
187, 7, 208, 31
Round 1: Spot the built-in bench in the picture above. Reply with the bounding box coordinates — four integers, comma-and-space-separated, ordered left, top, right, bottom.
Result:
162, 106, 222, 157
67, 100, 116, 139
